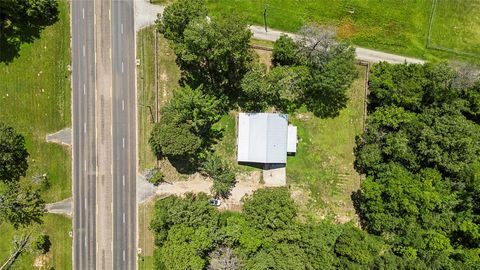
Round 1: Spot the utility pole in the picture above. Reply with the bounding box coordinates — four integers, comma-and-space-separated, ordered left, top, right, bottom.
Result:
263, 4, 268, 32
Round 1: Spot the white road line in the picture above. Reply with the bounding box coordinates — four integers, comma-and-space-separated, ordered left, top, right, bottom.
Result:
84, 198, 87, 210
123, 212, 125, 223
83, 83, 86, 95
121, 23, 124, 34
121, 61, 124, 73
83, 45, 85, 57
84, 122, 86, 133
122, 99, 125, 111
82, 8, 84, 19
84, 159, 87, 171
123, 250, 125, 261
122, 175, 125, 186
84, 236, 87, 247
109, 9, 111, 21
122, 137, 125, 148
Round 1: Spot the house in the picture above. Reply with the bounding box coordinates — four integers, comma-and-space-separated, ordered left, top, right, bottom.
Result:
237, 112, 298, 186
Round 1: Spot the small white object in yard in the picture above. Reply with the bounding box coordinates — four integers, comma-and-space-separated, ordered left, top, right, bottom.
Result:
137, 248, 142, 254
67, 65, 72, 71
41, 88, 45, 92
136, 59, 140, 66
6, 94, 8, 97
37, 71, 42, 76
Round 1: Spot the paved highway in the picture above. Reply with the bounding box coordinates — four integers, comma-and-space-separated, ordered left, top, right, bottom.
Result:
111, 0, 137, 269
72, 0, 97, 269
72, 0, 136, 269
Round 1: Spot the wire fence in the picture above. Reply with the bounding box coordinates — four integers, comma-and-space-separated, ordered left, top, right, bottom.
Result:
426, 0, 480, 58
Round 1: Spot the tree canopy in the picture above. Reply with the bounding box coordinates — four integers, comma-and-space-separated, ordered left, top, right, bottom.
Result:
354, 62, 480, 267
0, 123, 29, 182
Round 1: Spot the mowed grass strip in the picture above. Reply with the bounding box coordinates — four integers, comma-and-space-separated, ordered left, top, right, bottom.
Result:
137, 26, 180, 171
138, 197, 159, 270
0, 0, 71, 203
429, 0, 480, 56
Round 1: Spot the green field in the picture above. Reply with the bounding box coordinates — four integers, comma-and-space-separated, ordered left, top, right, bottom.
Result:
0, 0, 71, 203
205, 0, 480, 63
137, 26, 181, 172
0, 214, 72, 269
428, 0, 480, 57
0, 0, 72, 268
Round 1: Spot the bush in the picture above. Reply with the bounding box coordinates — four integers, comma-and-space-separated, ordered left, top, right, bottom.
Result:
201, 154, 236, 199
33, 234, 51, 254
148, 169, 164, 186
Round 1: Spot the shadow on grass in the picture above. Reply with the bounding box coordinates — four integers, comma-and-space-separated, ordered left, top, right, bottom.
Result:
0, 3, 59, 63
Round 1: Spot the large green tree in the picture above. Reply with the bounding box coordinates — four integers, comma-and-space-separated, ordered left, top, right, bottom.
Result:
149, 86, 221, 159
156, 0, 207, 43
0, 123, 29, 182
175, 14, 254, 100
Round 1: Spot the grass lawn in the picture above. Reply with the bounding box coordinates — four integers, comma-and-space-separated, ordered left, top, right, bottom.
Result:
138, 197, 159, 270
0, 1, 72, 268
137, 26, 180, 172
287, 65, 366, 222
428, 0, 480, 57
0, 0, 71, 203
0, 214, 72, 269
206, 0, 480, 63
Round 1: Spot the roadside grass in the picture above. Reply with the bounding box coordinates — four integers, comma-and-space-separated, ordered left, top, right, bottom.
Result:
137, 26, 180, 172
428, 0, 480, 57
206, 0, 480, 63
0, 0, 71, 203
138, 197, 159, 270
0, 214, 72, 269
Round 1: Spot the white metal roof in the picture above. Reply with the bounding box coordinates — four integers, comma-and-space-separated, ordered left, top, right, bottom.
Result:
237, 113, 288, 163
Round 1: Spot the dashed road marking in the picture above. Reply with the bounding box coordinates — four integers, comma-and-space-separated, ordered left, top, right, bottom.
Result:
122, 137, 125, 149
122, 99, 125, 111
83, 45, 85, 57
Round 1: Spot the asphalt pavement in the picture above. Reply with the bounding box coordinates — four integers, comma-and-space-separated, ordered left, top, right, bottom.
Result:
72, 0, 136, 269
72, 0, 97, 269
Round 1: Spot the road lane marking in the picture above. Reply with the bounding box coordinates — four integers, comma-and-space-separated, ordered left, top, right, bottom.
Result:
109, 47, 111, 59
85, 198, 87, 210
83, 83, 86, 95
123, 212, 125, 223
84, 122, 86, 133
82, 8, 84, 19
109, 9, 111, 21
83, 45, 85, 57
84, 236, 87, 247
123, 250, 125, 261
121, 23, 124, 34
122, 99, 125, 111
123, 175, 125, 186
122, 137, 125, 148
84, 159, 87, 171
121, 61, 124, 73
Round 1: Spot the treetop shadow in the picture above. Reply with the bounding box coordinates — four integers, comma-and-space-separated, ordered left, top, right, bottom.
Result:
0, 0, 59, 63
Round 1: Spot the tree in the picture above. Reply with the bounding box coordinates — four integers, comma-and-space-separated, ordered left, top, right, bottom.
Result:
175, 14, 254, 100
32, 234, 51, 254
149, 122, 201, 158
334, 225, 383, 267
201, 154, 236, 199
272, 34, 300, 67
242, 188, 297, 231
157, 225, 213, 270
0, 182, 46, 228
0, 123, 29, 182
0, 0, 59, 62
156, 0, 207, 43
208, 246, 242, 270
149, 86, 221, 159
150, 193, 218, 244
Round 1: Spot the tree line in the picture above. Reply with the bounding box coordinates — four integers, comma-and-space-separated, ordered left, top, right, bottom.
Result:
354, 62, 480, 268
